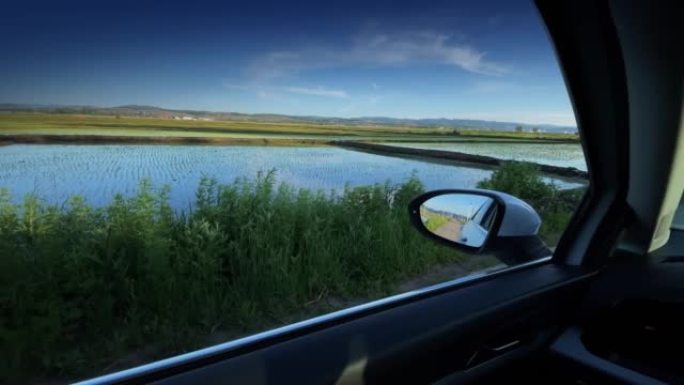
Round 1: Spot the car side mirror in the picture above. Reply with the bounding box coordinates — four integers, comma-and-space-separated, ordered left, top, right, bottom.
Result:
408, 189, 544, 255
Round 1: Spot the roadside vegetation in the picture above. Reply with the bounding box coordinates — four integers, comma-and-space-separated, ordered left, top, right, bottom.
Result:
1, 164, 584, 383
1, 172, 466, 383
477, 162, 586, 245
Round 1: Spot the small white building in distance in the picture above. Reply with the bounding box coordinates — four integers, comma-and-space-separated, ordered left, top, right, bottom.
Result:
173, 116, 212, 121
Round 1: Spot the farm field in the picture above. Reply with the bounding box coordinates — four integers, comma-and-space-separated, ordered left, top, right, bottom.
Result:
0, 113, 453, 139
0, 144, 493, 208
0, 144, 584, 210
0, 113, 580, 142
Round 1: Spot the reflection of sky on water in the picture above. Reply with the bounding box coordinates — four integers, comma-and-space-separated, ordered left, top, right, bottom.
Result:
0, 145, 584, 210
0, 145, 488, 209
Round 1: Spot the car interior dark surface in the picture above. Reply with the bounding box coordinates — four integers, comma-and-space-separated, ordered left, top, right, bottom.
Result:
60, 0, 681, 384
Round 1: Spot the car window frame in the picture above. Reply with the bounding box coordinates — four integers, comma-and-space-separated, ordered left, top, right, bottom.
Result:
73, 0, 640, 382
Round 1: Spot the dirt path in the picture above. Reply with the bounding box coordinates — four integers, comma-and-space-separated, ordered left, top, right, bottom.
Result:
432, 219, 462, 242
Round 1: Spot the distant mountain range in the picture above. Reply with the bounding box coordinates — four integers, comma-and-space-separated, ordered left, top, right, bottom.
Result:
0, 103, 578, 133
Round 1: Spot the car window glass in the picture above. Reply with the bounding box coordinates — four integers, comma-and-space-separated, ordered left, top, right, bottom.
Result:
0, 0, 587, 382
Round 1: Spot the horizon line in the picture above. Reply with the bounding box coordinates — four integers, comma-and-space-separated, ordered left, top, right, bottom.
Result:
0, 102, 578, 129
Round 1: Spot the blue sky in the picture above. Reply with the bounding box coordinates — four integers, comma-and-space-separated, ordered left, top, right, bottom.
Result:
0, 0, 576, 126
424, 194, 493, 219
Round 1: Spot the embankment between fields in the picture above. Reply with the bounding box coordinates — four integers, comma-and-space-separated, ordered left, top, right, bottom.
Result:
0, 134, 329, 146
334, 141, 589, 180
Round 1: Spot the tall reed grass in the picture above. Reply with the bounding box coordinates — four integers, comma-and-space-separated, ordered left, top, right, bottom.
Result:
1, 171, 465, 382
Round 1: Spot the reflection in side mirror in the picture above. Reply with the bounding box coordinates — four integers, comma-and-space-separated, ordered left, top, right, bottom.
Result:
409, 189, 551, 261
418, 194, 498, 248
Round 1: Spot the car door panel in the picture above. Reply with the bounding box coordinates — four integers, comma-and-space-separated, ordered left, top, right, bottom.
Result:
81, 264, 594, 385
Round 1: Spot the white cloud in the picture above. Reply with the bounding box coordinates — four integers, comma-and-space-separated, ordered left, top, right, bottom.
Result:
224, 81, 349, 100
225, 30, 507, 105
245, 31, 507, 82
285, 86, 348, 98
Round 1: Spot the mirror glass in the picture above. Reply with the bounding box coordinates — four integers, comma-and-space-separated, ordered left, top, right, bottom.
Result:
419, 194, 498, 248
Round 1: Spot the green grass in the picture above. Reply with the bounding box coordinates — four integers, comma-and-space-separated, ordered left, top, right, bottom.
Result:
476, 162, 586, 244
0, 172, 470, 383
457, 129, 578, 141
422, 212, 451, 232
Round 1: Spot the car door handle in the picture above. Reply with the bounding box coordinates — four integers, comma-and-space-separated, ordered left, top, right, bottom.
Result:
489, 339, 521, 352
465, 338, 524, 368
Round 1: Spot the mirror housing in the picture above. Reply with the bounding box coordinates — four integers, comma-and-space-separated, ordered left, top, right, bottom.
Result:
408, 189, 546, 257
